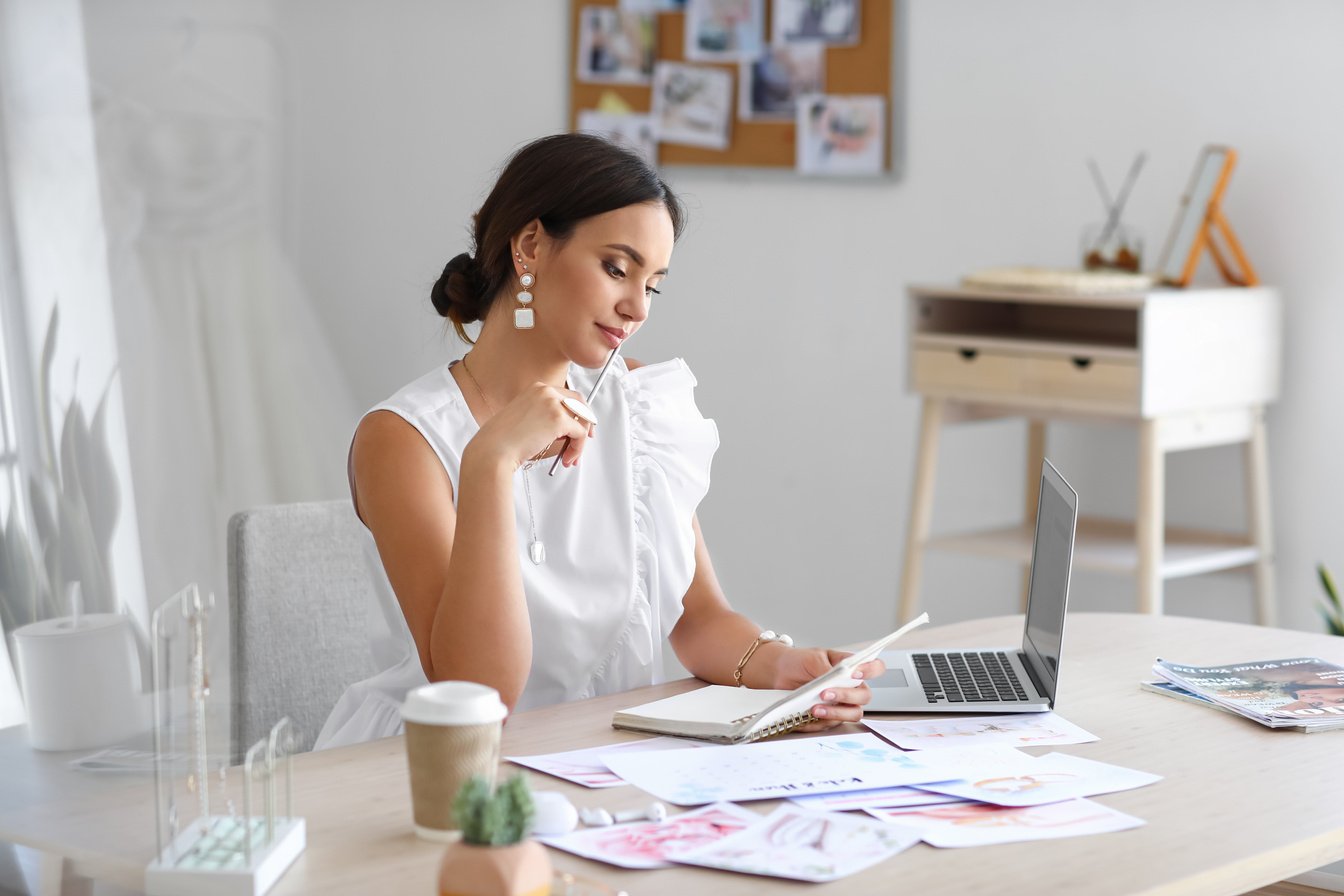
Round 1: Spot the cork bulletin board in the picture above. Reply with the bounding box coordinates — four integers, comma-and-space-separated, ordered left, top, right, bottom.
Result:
568, 0, 895, 172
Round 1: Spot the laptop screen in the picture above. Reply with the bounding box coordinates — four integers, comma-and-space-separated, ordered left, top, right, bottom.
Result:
1021, 460, 1078, 701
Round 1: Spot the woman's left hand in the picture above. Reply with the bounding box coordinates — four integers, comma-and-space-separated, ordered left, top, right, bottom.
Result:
769, 647, 885, 732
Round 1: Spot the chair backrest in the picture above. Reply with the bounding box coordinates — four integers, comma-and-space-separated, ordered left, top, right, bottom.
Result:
228, 500, 376, 762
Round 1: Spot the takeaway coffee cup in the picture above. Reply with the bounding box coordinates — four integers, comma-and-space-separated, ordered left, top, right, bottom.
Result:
402, 681, 507, 841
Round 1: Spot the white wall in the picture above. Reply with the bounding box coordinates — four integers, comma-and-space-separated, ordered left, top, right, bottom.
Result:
278, 0, 1344, 646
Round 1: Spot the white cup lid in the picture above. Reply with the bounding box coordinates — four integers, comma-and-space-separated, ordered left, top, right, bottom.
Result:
402, 681, 507, 726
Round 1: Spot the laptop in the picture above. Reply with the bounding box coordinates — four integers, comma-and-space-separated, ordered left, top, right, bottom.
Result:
866, 458, 1078, 713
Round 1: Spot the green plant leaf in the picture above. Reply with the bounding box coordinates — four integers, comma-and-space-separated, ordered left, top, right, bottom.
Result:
85, 373, 121, 554
1, 509, 40, 630
1318, 564, 1343, 637
37, 304, 59, 477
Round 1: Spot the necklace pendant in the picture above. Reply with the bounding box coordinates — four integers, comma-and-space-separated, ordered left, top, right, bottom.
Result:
528, 540, 546, 565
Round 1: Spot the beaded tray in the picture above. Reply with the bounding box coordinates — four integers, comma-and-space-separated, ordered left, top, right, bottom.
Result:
962, 266, 1155, 294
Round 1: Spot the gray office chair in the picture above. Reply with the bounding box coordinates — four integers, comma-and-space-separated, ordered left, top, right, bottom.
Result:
228, 500, 377, 762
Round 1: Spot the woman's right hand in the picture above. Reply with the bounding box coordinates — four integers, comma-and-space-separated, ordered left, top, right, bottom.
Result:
471, 382, 597, 470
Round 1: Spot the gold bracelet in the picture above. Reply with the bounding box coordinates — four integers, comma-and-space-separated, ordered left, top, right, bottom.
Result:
733, 630, 794, 687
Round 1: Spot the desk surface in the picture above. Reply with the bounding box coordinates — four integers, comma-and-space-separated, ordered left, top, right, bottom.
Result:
3, 613, 1343, 895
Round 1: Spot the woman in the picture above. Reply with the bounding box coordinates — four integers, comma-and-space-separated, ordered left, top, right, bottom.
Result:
316, 133, 880, 749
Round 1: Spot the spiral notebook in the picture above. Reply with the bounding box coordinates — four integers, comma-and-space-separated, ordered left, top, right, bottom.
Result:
611, 613, 929, 744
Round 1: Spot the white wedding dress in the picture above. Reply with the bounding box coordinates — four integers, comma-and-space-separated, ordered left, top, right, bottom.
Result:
87, 7, 358, 605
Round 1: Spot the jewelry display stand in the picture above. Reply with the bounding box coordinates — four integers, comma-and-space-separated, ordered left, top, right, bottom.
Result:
145, 584, 306, 896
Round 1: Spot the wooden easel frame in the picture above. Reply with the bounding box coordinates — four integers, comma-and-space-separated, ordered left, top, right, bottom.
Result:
1158, 145, 1259, 287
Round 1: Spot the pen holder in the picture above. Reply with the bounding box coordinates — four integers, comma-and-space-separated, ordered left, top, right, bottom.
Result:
1081, 222, 1143, 273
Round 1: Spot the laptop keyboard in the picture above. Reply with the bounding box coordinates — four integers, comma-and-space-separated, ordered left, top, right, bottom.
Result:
912, 651, 1030, 704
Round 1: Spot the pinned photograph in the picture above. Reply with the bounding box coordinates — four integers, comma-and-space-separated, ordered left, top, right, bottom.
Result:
739, 42, 824, 119
577, 110, 659, 167
685, 0, 765, 62
796, 94, 885, 176
577, 5, 657, 84
772, 0, 861, 45
651, 62, 734, 150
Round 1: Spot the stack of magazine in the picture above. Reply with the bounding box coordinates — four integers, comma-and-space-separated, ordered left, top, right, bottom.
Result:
1142, 657, 1344, 733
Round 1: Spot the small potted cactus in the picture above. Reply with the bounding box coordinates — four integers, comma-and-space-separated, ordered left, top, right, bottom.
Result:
439, 774, 551, 896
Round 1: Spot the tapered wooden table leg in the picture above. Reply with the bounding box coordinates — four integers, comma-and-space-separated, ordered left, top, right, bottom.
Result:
1136, 419, 1165, 615
899, 398, 944, 622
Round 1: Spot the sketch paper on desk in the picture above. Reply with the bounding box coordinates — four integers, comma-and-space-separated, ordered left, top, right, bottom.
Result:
538, 802, 759, 869
1151, 657, 1344, 731
671, 805, 920, 882
600, 732, 953, 806
864, 712, 1099, 750
911, 751, 1161, 808
789, 785, 967, 812
507, 736, 709, 788
867, 798, 1145, 848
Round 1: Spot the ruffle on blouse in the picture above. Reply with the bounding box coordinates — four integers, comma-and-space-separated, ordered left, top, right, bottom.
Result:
608, 358, 719, 684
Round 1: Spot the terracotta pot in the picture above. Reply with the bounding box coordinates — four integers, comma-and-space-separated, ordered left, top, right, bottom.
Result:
438, 839, 552, 896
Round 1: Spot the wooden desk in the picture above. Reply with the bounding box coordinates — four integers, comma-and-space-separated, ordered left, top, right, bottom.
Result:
899, 283, 1282, 623
3, 614, 1341, 895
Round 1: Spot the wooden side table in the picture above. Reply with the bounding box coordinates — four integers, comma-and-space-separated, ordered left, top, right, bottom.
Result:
898, 283, 1282, 623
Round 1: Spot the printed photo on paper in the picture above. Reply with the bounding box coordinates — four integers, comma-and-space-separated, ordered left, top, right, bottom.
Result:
577, 6, 657, 84
620, 0, 687, 10
796, 94, 885, 176
772, 0, 860, 46
684, 0, 765, 62
739, 42, 824, 120
651, 62, 734, 150
577, 110, 659, 166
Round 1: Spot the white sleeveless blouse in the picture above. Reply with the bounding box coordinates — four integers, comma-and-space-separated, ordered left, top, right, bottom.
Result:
314, 356, 718, 750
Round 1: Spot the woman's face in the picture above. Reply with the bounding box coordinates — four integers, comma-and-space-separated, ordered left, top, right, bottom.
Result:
532, 201, 675, 369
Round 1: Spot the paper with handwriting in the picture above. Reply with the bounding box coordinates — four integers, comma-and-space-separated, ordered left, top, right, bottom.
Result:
600, 733, 955, 806
789, 785, 967, 812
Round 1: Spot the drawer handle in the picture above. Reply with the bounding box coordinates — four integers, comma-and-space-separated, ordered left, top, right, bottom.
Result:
957, 348, 979, 361
1071, 356, 1093, 370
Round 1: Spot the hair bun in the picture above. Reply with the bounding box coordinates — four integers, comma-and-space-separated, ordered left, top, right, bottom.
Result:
431, 252, 487, 320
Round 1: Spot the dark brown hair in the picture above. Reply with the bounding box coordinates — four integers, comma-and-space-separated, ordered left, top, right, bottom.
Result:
431, 133, 685, 342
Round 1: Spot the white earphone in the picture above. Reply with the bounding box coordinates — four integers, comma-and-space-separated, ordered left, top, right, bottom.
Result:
579, 801, 667, 827
530, 792, 668, 835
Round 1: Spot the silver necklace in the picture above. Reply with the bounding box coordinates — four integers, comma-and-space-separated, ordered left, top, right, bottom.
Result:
459, 353, 546, 565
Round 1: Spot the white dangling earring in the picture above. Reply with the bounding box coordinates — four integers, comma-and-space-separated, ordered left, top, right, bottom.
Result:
514, 252, 535, 330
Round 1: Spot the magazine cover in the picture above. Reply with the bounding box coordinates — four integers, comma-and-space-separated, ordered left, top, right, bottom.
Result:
1153, 657, 1344, 726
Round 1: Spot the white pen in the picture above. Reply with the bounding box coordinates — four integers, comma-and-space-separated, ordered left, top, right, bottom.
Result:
548, 346, 621, 476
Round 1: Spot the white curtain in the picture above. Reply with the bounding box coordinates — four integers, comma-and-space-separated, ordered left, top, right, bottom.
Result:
0, 0, 148, 725
0, 0, 358, 730
82, 0, 359, 608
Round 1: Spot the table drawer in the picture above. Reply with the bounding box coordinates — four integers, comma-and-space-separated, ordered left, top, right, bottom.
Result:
913, 345, 1138, 410
912, 346, 1023, 396
1021, 354, 1139, 409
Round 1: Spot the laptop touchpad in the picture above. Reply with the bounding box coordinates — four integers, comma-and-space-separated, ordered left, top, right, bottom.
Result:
871, 668, 908, 688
